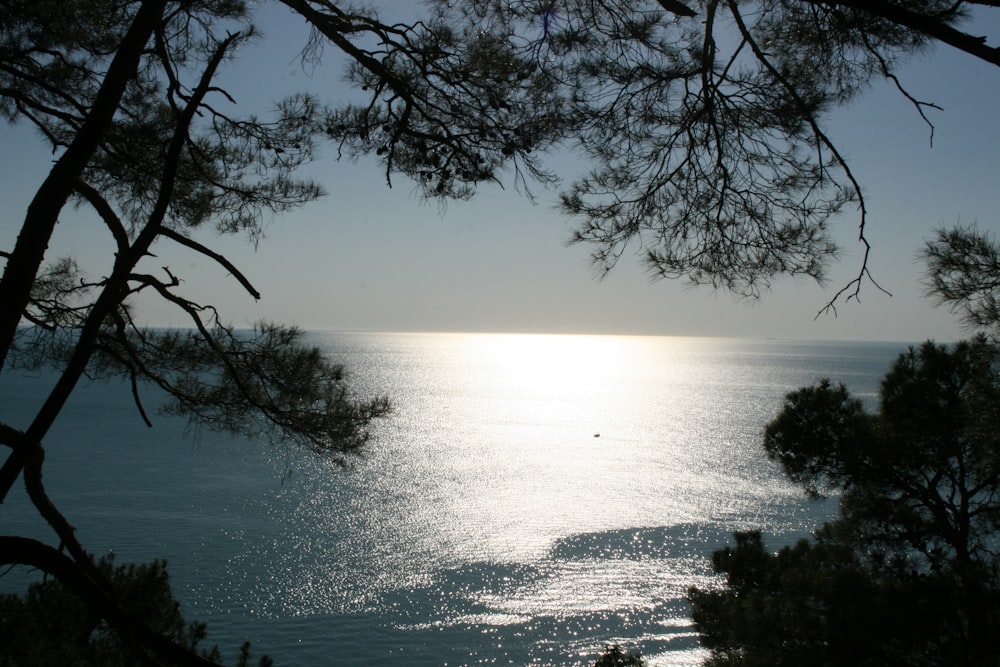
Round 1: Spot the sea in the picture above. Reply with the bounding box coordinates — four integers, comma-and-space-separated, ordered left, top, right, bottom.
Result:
0, 332, 911, 666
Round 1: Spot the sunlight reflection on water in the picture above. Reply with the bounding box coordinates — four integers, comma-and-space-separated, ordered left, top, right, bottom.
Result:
204, 333, 896, 664
1, 333, 905, 666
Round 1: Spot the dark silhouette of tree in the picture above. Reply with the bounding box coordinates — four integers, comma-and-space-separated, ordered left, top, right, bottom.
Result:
689, 338, 1000, 666
2, 0, 999, 664
0, 1, 398, 664
0, 554, 273, 666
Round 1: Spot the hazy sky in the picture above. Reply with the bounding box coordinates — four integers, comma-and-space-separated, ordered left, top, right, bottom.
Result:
2, 2, 998, 342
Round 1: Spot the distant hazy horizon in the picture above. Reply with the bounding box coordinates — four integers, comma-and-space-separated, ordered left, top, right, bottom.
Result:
304, 327, 934, 345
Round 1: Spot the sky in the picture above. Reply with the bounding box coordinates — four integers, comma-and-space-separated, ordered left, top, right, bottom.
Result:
1, 2, 998, 342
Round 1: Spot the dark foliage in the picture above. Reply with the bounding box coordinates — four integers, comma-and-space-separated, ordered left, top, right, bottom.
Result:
690, 338, 1000, 666
689, 529, 972, 667
0, 556, 272, 667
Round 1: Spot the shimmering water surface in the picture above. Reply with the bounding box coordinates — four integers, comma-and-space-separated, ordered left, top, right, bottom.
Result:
1, 333, 908, 666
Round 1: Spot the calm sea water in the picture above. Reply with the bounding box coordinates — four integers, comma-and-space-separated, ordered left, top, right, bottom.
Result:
1, 333, 909, 666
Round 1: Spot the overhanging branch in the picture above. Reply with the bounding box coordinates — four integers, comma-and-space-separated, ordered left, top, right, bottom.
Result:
157, 228, 261, 299
808, 0, 1000, 68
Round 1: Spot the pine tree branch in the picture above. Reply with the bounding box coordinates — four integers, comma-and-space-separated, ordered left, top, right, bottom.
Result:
810, 0, 1000, 68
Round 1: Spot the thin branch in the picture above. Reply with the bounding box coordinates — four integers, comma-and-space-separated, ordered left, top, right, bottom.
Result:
726, 0, 889, 313
157, 227, 261, 299
859, 31, 943, 147
110, 310, 155, 428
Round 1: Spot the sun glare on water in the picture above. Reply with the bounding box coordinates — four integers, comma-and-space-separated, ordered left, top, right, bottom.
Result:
2, 332, 899, 665
214, 332, 868, 665
341, 332, 776, 569
455, 332, 657, 434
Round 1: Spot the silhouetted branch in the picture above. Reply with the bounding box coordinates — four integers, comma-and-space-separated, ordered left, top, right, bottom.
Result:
859, 30, 943, 146
157, 228, 261, 300
657, 0, 696, 17
810, 0, 1000, 68
74, 180, 130, 255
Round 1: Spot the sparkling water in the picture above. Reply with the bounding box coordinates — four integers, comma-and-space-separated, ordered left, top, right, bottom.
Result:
0, 333, 908, 666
